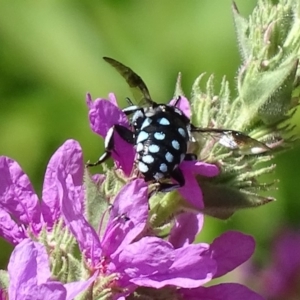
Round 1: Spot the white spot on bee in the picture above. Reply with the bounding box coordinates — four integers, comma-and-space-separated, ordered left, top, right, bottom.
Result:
172, 140, 180, 150
154, 132, 165, 140
158, 104, 166, 111
178, 127, 186, 137
138, 161, 149, 173
165, 152, 174, 163
180, 153, 185, 162
142, 155, 154, 164
149, 144, 160, 153
189, 135, 196, 142
141, 117, 152, 130
157, 117, 170, 126
174, 108, 182, 115
160, 163, 168, 173
154, 172, 164, 180
187, 124, 196, 142
132, 110, 144, 124
136, 143, 143, 152
144, 107, 156, 117
123, 105, 140, 114
104, 127, 114, 148
136, 131, 149, 144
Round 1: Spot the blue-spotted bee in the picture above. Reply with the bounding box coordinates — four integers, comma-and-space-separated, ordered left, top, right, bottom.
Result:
87, 57, 270, 192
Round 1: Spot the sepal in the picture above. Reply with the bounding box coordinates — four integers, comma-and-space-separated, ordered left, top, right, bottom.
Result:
0, 270, 8, 293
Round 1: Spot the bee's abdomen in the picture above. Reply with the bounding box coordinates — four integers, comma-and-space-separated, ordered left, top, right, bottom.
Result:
135, 116, 189, 181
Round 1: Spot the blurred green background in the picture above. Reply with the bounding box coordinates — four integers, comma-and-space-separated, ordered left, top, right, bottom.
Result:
0, 0, 300, 286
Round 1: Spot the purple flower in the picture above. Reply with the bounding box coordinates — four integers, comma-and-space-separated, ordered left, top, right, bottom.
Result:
86, 93, 219, 209
6, 238, 96, 300
0, 136, 262, 299
62, 178, 216, 296
61, 167, 260, 298
246, 229, 300, 299
0, 139, 83, 245
169, 212, 204, 247
87, 93, 135, 176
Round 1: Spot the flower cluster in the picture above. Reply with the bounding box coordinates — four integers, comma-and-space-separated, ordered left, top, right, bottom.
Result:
1, 0, 299, 298
243, 229, 300, 300
0, 92, 263, 299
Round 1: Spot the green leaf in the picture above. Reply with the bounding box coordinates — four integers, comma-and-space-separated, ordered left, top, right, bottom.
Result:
258, 59, 298, 124
84, 166, 126, 235
173, 72, 185, 98
0, 270, 8, 291
232, 2, 252, 62
236, 57, 298, 128
84, 167, 109, 233
200, 180, 275, 220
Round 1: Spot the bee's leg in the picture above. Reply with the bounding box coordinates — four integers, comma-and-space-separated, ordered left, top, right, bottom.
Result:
122, 104, 143, 116
184, 153, 197, 161
157, 168, 185, 193
86, 124, 134, 167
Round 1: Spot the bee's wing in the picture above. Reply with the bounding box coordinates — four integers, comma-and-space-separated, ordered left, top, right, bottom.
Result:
191, 127, 270, 155
103, 57, 155, 106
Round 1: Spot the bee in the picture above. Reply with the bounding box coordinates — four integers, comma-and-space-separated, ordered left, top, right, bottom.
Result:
87, 57, 270, 192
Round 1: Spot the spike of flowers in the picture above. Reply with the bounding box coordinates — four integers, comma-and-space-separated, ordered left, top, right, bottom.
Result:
86, 1, 300, 220
187, 0, 300, 218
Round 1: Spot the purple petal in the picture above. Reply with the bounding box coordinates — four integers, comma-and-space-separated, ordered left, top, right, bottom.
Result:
41, 139, 84, 227
210, 231, 255, 278
8, 239, 51, 299
109, 179, 148, 227
178, 161, 219, 209
92, 173, 106, 184
87, 97, 129, 136
30, 283, 67, 300
274, 229, 300, 276
178, 170, 204, 209
114, 237, 174, 277
108, 93, 118, 106
132, 243, 217, 289
65, 271, 99, 300
87, 92, 118, 107
87, 96, 135, 176
0, 209, 27, 244
105, 179, 149, 254
0, 157, 40, 226
0, 289, 7, 300
169, 96, 191, 119
258, 229, 300, 296
180, 160, 219, 177
101, 215, 135, 257
59, 173, 102, 264
180, 283, 265, 300
169, 212, 204, 248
